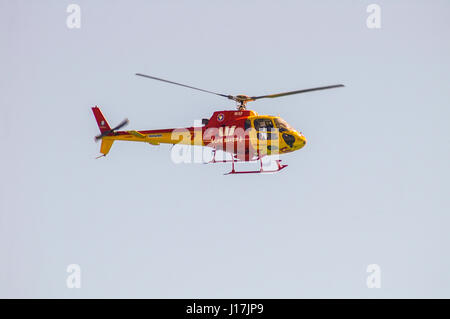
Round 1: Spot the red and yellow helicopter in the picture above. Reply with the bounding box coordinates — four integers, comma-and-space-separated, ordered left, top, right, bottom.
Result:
92, 74, 344, 174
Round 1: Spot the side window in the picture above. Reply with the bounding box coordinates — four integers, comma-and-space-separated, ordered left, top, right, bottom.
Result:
269, 127, 279, 140
257, 131, 278, 140
244, 119, 251, 131
274, 118, 290, 132
254, 119, 274, 131
255, 119, 278, 140
257, 132, 268, 140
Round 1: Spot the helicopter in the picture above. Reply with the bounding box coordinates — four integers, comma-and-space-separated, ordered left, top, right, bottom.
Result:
92, 73, 344, 174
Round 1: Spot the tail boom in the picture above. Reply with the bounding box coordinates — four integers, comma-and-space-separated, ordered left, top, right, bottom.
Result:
92, 106, 205, 158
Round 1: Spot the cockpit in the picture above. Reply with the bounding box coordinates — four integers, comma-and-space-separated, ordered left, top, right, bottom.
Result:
244, 116, 296, 141
244, 116, 305, 150
246, 117, 293, 131
273, 118, 293, 132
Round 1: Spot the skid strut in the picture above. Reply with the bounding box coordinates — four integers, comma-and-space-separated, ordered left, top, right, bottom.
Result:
204, 147, 239, 164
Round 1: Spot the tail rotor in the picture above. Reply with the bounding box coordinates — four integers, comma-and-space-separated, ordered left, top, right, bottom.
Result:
94, 118, 129, 141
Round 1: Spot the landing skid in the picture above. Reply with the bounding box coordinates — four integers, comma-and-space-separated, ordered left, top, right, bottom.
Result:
225, 158, 288, 175
204, 148, 288, 175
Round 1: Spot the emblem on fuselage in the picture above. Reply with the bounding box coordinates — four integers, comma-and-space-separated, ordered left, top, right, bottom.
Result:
217, 113, 224, 122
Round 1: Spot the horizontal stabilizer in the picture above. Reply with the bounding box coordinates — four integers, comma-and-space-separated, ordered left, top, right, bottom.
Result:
128, 130, 146, 139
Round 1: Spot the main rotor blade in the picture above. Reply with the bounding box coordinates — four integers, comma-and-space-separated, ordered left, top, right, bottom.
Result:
250, 84, 345, 101
136, 73, 232, 99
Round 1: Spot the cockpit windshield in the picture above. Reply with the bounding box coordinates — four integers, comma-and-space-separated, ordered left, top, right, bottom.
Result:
274, 118, 292, 132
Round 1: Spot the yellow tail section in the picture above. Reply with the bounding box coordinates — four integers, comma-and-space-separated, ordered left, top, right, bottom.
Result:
100, 139, 114, 156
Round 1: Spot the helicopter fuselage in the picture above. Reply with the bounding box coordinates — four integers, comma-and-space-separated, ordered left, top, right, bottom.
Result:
98, 108, 306, 160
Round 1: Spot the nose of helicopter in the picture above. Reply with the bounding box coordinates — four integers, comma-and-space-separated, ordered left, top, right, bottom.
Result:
295, 133, 307, 149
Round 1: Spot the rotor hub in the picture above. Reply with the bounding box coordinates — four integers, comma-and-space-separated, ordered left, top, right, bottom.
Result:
233, 95, 254, 110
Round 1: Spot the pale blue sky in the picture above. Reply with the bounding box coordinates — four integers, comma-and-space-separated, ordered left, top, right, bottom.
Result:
1, 0, 450, 298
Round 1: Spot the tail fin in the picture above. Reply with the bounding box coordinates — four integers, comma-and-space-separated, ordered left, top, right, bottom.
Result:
92, 106, 114, 157
92, 106, 111, 133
